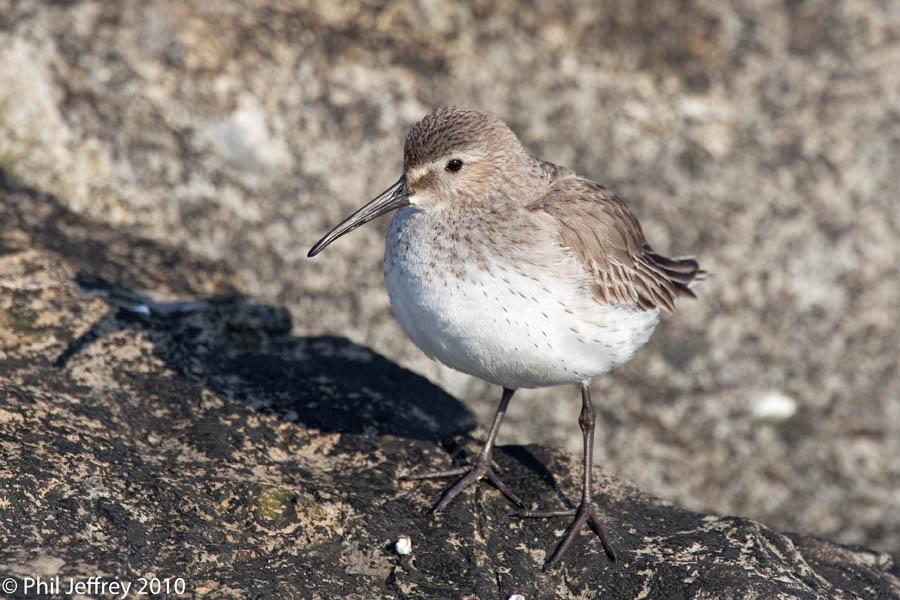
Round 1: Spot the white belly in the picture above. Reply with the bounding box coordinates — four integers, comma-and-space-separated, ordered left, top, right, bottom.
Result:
383, 207, 659, 389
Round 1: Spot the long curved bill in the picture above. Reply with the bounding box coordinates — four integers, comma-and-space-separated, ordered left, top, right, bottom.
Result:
307, 176, 411, 257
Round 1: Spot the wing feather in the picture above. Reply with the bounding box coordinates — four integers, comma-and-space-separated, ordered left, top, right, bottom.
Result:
528, 174, 704, 313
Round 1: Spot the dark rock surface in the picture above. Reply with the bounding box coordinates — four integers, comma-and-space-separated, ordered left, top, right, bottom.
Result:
2, 178, 899, 598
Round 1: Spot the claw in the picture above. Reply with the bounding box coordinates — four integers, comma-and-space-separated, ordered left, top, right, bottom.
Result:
539, 499, 616, 570
405, 458, 524, 511
403, 388, 522, 511
403, 466, 472, 481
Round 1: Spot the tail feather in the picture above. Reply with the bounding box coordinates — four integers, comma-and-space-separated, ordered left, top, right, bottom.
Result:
645, 251, 708, 298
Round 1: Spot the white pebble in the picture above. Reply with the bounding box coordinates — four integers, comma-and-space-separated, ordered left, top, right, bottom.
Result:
508, 595, 526, 600
752, 391, 797, 421
395, 535, 412, 555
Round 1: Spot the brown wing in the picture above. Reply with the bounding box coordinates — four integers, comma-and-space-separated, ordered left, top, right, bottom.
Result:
528, 177, 703, 312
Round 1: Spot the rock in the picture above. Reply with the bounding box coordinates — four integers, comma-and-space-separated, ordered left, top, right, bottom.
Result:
1, 0, 898, 562
1, 180, 898, 598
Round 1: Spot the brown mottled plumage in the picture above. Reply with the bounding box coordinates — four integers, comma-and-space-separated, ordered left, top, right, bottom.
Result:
308, 106, 705, 570
404, 107, 527, 171
530, 176, 703, 312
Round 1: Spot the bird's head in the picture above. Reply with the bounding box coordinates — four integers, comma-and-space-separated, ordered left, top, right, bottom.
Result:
308, 106, 537, 257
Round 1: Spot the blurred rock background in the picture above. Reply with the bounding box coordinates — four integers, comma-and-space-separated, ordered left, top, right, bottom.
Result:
1, 0, 897, 556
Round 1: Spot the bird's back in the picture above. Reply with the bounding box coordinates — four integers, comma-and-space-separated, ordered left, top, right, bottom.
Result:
529, 165, 705, 313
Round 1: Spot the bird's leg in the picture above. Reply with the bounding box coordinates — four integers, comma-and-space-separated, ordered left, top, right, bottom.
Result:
521, 383, 616, 570
404, 387, 524, 511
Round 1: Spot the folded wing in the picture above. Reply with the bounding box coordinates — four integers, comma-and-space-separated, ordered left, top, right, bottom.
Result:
528, 175, 705, 313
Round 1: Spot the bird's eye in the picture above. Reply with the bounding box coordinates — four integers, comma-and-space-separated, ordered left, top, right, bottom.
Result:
445, 159, 463, 172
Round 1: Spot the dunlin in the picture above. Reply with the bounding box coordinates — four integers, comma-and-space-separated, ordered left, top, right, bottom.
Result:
308, 106, 704, 569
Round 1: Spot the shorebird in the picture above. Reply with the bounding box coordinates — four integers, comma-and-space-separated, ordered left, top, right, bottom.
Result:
308, 106, 704, 570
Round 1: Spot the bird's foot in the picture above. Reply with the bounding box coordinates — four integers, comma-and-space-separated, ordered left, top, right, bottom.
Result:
520, 498, 616, 570
404, 457, 524, 512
